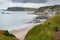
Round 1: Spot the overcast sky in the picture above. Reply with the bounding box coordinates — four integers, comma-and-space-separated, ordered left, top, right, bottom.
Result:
0, 0, 60, 9
12, 0, 47, 3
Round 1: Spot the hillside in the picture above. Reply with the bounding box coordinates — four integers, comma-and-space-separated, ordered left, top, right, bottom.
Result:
35, 5, 60, 12
25, 12, 60, 40
34, 5, 60, 17
0, 30, 18, 40
7, 7, 37, 11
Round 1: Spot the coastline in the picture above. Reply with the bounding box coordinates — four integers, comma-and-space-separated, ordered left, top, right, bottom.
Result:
10, 23, 40, 40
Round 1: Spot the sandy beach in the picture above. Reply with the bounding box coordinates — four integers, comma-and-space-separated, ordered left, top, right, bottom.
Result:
10, 23, 40, 40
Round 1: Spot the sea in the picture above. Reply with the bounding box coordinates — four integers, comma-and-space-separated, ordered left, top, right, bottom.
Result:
0, 10, 38, 31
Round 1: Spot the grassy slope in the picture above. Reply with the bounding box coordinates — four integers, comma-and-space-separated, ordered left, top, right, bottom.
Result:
0, 30, 18, 40
25, 13, 60, 40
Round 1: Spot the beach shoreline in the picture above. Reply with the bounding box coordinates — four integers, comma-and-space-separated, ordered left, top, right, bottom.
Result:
9, 23, 40, 40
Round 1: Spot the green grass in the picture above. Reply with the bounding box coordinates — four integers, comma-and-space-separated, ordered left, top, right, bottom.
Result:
0, 30, 18, 40
25, 13, 60, 40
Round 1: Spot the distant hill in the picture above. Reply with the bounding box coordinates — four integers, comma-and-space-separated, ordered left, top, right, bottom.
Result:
25, 12, 60, 40
0, 30, 18, 40
35, 5, 60, 13
7, 7, 37, 11
34, 5, 60, 17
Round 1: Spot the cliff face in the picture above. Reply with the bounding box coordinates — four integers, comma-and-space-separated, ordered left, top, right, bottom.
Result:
7, 7, 37, 11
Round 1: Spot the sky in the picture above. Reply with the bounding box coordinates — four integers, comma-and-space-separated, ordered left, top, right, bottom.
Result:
12, 0, 47, 3
0, 0, 60, 9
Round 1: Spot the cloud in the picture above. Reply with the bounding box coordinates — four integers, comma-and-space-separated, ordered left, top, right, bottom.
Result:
12, 0, 47, 3
47, 0, 60, 5
0, 0, 47, 9
0, 0, 12, 3
0, 0, 13, 9
9, 3, 47, 8
0, 0, 60, 9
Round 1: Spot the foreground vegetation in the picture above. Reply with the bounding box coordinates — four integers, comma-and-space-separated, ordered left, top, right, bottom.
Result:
0, 30, 18, 40
25, 13, 60, 40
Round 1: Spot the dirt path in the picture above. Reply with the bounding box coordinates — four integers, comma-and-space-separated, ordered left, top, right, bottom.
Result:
53, 31, 60, 40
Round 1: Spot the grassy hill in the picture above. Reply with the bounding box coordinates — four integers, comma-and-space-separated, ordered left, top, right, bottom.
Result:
0, 30, 18, 40
7, 7, 37, 11
35, 5, 60, 13
33, 5, 60, 17
25, 12, 60, 40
